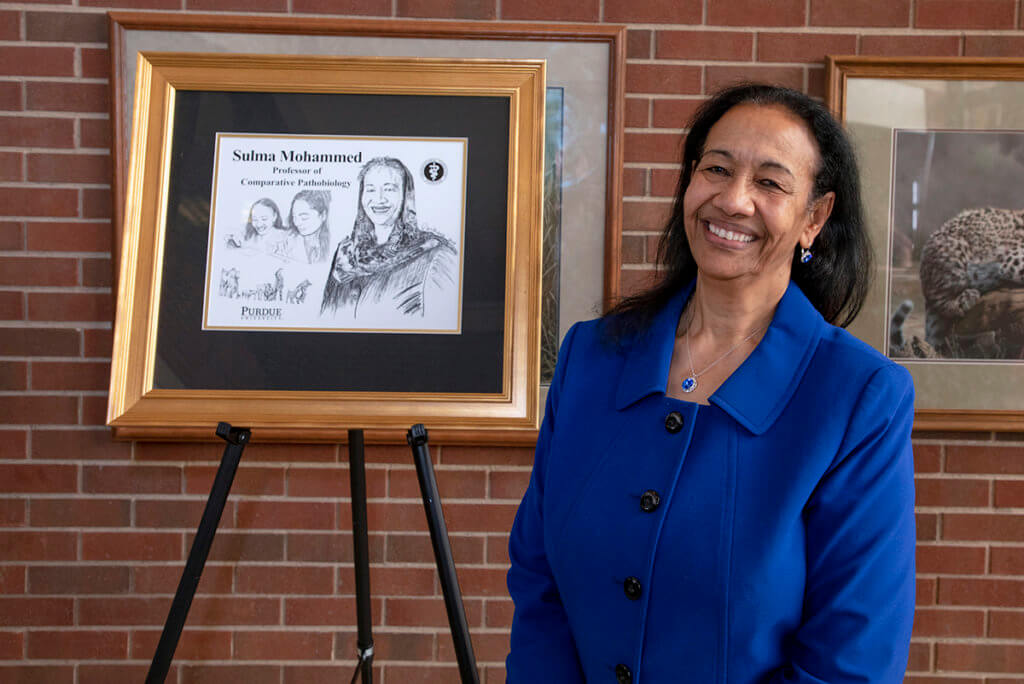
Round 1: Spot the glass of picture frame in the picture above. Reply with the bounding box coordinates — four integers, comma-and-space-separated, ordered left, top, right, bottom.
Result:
827, 56, 1024, 431
107, 14, 626, 444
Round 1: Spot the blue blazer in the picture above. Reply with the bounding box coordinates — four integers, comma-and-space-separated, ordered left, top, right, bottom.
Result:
506, 281, 916, 683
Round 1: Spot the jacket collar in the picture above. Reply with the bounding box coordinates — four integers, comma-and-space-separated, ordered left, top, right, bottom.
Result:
614, 280, 825, 435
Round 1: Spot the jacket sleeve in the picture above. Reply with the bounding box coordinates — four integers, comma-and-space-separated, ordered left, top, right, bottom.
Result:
768, 364, 917, 684
505, 323, 586, 683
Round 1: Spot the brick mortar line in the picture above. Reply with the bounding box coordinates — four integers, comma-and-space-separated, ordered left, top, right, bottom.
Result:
906, 670, 1024, 678
383, 463, 514, 472
0, 285, 111, 291
0, 425, 108, 430
6, 651, 520, 655
0, 626, 504, 633
0, 217, 111, 222
0, 502, 521, 509
915, 438, 1023, 445
0, 523, 516, 532
0, 390, 107, 396
4, 595, 512, 602
0, 148, 111, 154
0, 360, 112, 366
921, 540, 1024, 548
600, 21, 993, 32
906, 636, 1024, 644
0, 657, 511, 663
3, 592, 513, 599
0, 41, 109, 48
916, 473, 1024, 478
915, 605, 1019, 610
1, 563, 508, 570
0, 183, 111, 190
642, 27, 1020, 36
1, 561, 516, 569
13, 656, 518, 661
0, 356, 112, 362
917, 539, 1024, 545
0, 71, 108, 81
0, 252, 113, 257
0, 151, 111, 156
938, 470, 1024, 477
0, 114, 108, 123
915, 573, 1024, 579
626, 57, 827, 66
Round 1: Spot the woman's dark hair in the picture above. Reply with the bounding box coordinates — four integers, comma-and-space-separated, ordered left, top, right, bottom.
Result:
243, 197, 283, 240
288, 189, 331, 262
607, 83, 871, 335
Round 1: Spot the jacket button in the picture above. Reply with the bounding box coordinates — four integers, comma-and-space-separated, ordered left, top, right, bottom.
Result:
623, 576, 642, 600
615, 663, 632, 683
640, 489, 661, 513
664, 411, 684, 433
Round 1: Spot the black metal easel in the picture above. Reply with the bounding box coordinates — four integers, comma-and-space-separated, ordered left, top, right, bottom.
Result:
347, 429, 375, 684
407, 424, 479, 684
346, 425, 479, 684
146, 422, 479, 684
146, 422, 250, 684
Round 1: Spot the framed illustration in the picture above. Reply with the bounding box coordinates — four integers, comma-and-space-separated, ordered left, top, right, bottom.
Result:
107, 51, 545, 442
826, 57, 1024, 431
107, 14, 625, 444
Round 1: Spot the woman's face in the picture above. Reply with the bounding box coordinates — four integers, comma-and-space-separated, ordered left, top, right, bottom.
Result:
361, 166, 404, 228
250, 204, 276, 235
682, 103, 833, 288
292, 199, 324, 236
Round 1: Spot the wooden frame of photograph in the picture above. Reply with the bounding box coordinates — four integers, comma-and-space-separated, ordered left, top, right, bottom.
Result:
107, 13, 626, 444
826, 56, 1024, 431
107, 51, 546, 442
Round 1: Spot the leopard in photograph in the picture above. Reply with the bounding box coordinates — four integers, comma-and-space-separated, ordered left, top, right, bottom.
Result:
919, 207, 1024, 349
888, 299, 938, 359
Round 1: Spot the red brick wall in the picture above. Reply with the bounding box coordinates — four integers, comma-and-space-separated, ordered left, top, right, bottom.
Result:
1, 2, 1023, 682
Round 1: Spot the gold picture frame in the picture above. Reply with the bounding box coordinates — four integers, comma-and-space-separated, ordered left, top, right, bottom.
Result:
826, 56, 1024, 431
107, 52, 546, 442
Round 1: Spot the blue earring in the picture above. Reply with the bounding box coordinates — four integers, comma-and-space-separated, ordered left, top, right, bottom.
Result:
800, 247, 813, 264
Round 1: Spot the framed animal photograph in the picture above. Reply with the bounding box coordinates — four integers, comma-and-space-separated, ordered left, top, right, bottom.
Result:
826, 56, 1024, 431
107, 52, 546, 442
107, 13, 626, 444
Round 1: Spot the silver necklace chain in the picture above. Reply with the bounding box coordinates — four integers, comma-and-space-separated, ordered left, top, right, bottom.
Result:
682, 324, 764, 393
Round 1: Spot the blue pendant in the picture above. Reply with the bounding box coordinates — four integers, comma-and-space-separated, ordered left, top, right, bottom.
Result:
681, 376, 697, 393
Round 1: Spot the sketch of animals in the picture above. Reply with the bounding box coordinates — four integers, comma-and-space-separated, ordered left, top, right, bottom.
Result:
261, 268, 285, 302
919, 207, 1024, 353
219, 268, 240, 298
286, 279, 313, 304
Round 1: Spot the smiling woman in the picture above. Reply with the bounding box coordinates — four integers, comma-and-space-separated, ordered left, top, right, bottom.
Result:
321, 156, 458, 320
279, 189, 331, 264
683, 104, 834, 302
506, 84, 916, 684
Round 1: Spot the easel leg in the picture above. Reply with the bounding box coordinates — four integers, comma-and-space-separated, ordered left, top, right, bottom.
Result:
348, 429, 374, 684
145, 422, 250, 684
407, 424, 480, 684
